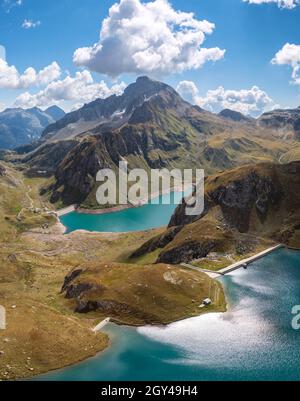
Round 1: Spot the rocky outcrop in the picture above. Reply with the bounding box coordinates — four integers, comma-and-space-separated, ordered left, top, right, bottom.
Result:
61, 268, 83, 293
75, 299, 133, 314
157, 238, 218, 264
65, 283, 97, 299
46, 90, 249, 207
44, 106, 65, 121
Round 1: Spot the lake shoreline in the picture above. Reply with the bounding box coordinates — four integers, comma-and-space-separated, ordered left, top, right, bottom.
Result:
32, 305, 227, 381
34, 248, 300, 381
31, 245, 286, 381
56, 184, 192, 217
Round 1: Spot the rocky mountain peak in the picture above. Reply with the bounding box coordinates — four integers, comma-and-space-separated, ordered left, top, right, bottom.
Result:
42, 76, 183, 139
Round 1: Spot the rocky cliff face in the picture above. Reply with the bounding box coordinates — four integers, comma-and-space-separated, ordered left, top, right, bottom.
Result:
170, 168, 284, 233
133, 162, 300, 264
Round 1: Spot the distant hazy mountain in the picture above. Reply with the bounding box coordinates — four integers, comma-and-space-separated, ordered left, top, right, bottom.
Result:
44, 105, 66, 122
219, 109, 254, 123
0, 106, 65, 150
258, 107, 300, 140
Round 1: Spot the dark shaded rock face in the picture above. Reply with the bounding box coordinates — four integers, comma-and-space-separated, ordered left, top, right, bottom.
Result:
75, 299, 132, 314
157, 239, 217, 264
131, 226, 183, 259
65, 283, 96, 299
61, 269, 83, 293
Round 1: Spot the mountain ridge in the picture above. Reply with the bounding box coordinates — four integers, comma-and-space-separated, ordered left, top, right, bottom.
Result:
4, 76, 300, 208
132, 161, 300, 264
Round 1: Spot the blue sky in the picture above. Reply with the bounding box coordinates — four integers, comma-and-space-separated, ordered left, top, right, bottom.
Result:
0, 0, 300, 115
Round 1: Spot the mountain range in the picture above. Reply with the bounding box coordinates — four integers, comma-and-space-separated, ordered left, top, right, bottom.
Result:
3, 76, 300, 208
0, 105, 65, 150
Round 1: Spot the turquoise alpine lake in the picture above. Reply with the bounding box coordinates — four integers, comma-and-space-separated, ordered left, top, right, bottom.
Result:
38, 248, 300, 381
60, 191, 188, 233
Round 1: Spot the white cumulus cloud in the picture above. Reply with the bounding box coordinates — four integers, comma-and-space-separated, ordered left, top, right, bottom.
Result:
14, 70, 127, 109
73, 0, 225, 77
176, 81, 200, 104
0, 59, 61, 89
272, 43, 300, 85
244, 0, 299, 8
177, 81, 274, 116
